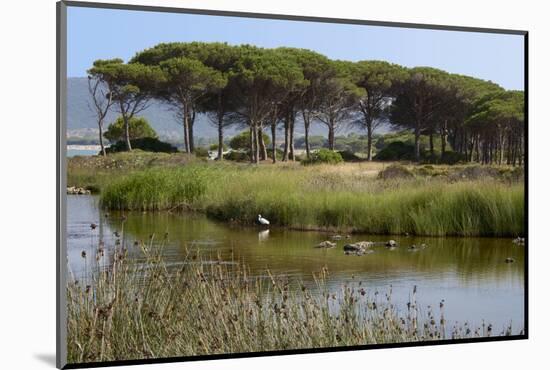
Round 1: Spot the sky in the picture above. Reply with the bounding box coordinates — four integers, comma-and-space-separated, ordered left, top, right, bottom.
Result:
67, 6, 525, 90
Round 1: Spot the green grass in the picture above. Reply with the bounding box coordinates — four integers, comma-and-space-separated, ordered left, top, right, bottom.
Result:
68, 151, 201, 193
67, 240, 514, 363
98, 162, 524, 237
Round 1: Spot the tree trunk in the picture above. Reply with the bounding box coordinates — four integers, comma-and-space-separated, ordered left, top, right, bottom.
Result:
252, 122, 260, 164
183, 107, 190, 153
328, 122, 335, 151
429, 133, 434, 158
303, 112, 311, 159
283, 115, 290, 161
217, 116, 224, 161
414, 124, 421, 162
188, 110, 195, 153
98, 120, 106, 156
249, 125, 255, 163
499, 130, 505, 165
258, 127, 267, 161
440, 120, 447, 160
271, 121, 277, 164
366, 122, 373, 161
122, 113, 132, 152
289, 114, 295, 161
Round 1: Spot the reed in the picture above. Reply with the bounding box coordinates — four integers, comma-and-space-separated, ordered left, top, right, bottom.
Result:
67, 239, 515, 363
99, 163, 524, 236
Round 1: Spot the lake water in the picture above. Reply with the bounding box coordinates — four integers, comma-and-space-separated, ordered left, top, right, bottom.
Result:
67, 195, 525, 334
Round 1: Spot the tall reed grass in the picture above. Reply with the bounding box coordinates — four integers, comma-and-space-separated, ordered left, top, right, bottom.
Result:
68, 239, 514, 363
99, 164, 524, 236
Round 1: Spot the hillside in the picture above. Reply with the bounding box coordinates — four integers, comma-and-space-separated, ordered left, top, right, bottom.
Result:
67, 77, 385, 143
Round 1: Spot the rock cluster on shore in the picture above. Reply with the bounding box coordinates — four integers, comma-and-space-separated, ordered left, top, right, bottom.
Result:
67, 186, 91, 195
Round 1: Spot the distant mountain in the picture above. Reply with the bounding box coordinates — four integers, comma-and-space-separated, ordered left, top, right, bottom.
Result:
67, 77, 388, 142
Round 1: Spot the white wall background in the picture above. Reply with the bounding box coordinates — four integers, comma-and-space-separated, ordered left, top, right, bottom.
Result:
0, 0, 546, 369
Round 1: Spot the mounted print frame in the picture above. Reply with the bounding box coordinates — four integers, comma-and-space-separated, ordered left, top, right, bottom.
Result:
57, 1, 528, 368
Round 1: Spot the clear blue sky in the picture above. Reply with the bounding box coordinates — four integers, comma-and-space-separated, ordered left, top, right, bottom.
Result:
67, 6, 524, 90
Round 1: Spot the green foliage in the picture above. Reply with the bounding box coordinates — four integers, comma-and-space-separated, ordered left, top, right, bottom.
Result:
430, 151, 467, 165
301, 149, 344, 165
375, 141, 417, 161
229, 131, 271, 150
88, 61, 163, 102
100, 167, 212, 211
209, 143, 227, 151
92, 43, 524, 165
223, 150, 250, 162
106, 137, 177, 154
377, 164, 415, 180
193, 147, 209, 158
337, 150, 362, 162
295, 135, 326, 149
104, 116, 158, 142
98, 163, 523, 236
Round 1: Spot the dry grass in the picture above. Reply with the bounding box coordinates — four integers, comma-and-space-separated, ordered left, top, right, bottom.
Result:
99, 162, 524, 236
67, 238, 518, 364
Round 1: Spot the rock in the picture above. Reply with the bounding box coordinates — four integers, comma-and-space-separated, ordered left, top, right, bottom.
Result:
67, 186, 91, 195
505, 257, 515, 263
343, 241, 374, 255
512, 237, 525, 245
331, 235, 343, 241
386, 240, 397, 247
316, 240, 337, 249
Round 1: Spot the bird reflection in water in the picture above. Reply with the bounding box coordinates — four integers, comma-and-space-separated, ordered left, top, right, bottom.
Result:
258, 229, 270, 242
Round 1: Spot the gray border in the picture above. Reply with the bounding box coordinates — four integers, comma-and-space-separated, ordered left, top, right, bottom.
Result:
57, 1, 68, 368
62, 0, 527, 35
56, 1, 528, 369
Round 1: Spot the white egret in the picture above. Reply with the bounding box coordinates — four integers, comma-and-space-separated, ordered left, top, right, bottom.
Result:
257, 214, 270, 225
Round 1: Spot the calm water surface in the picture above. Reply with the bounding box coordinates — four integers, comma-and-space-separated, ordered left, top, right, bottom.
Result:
68, 195, 525, 334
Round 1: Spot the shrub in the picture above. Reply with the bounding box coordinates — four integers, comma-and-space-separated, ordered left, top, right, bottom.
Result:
193, 147, 209, 158
301, 149, 343, 165
106, 137, 177, 154
337, 150, 362, 162
267, 148, 285, 161
104, 116, 158, 143
224, 150, 250, 162
440, 151, 467, 165
209, 143, 227, 151
413, 165, 448, 178
378, 164, 414, 180
451, 165, 501, 181
229, 130, 270, 151
374, 141, 417, 161
422, 151, 466, 165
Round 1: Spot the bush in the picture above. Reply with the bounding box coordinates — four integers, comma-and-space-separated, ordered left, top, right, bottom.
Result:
229, 131, 271, 151
337, 150, 362, 162
413, 165, 449, 178
374, 141, 417, 161
209, 143, 227, 151
301, 149, 343, 165
106, 137, 177, 154
378, 164, 414, 180
267, 148, 285, 161
224, 150, 250, 162
440, 151, 467, 165
104, 116, 158, 143
193, 147, 209, 158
